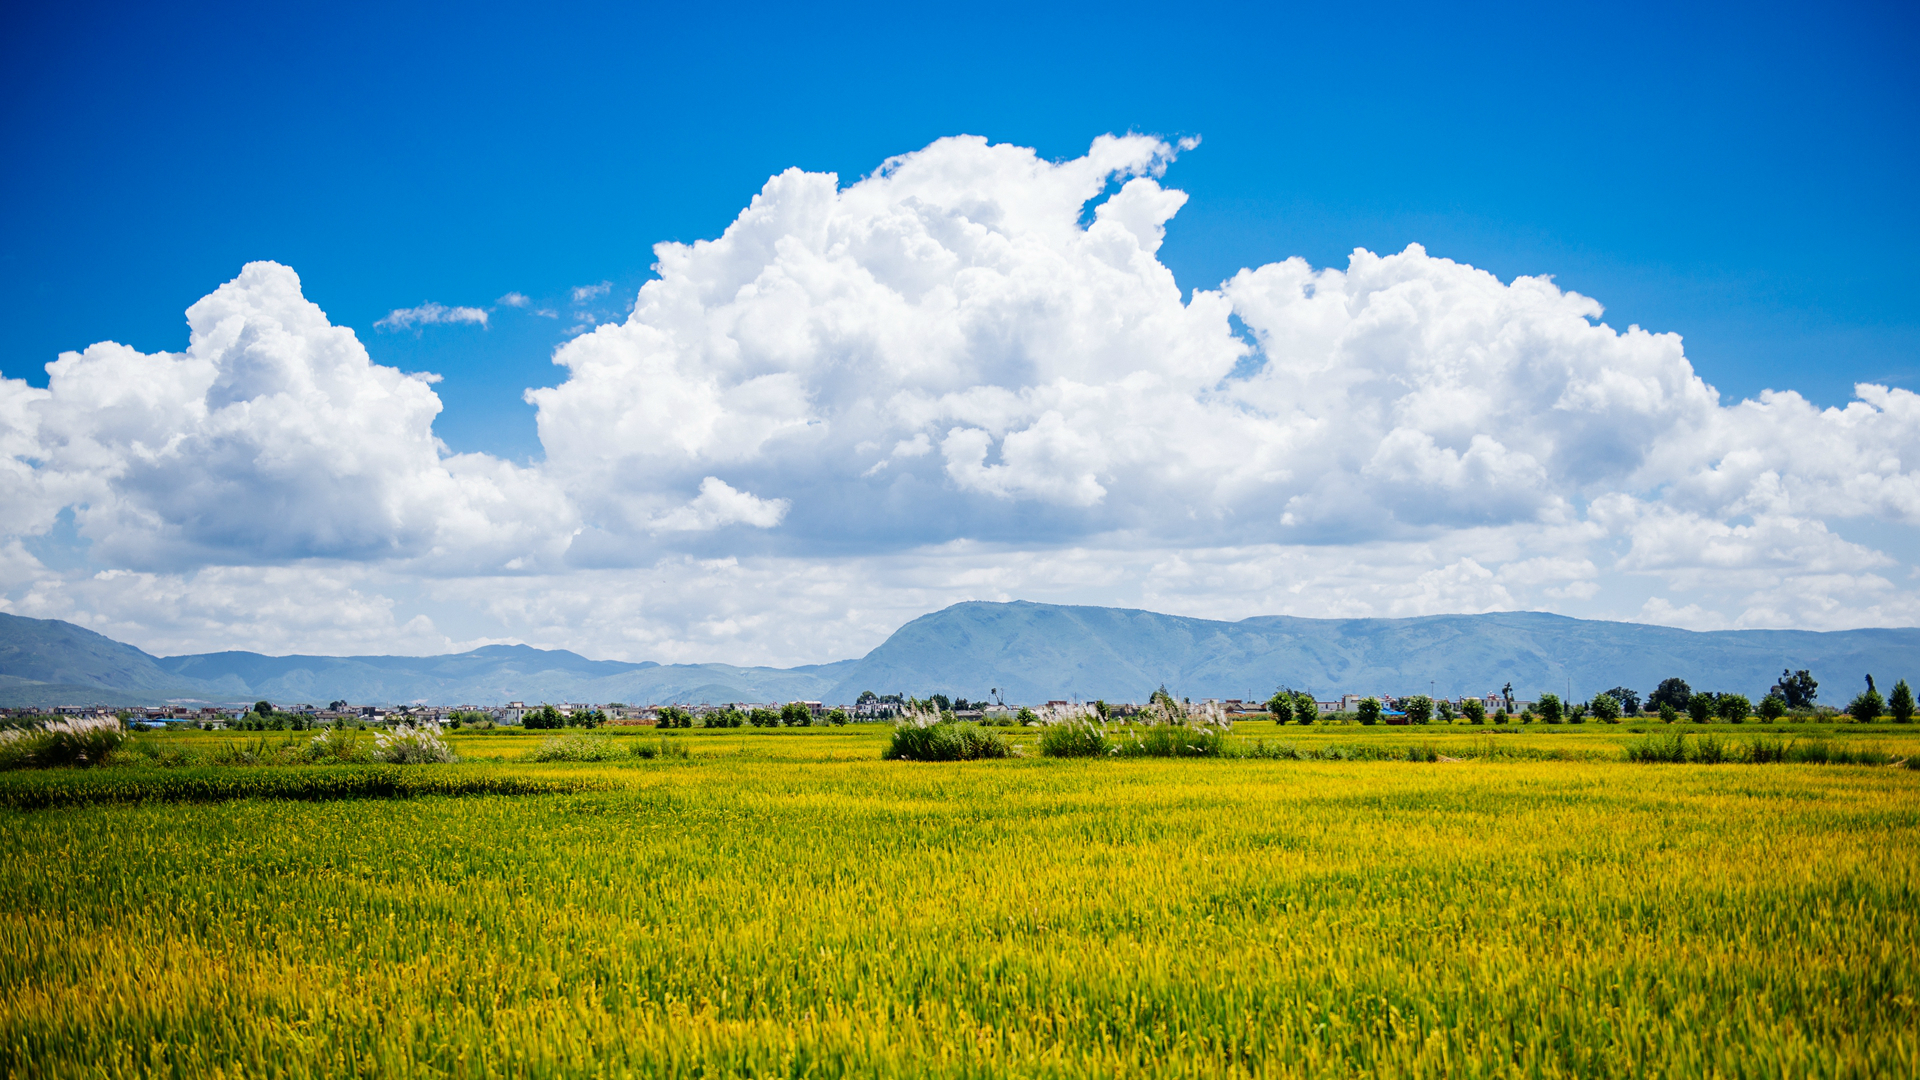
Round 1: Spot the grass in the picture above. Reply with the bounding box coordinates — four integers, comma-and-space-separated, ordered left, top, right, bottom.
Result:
0, 724, 1914, 1077
882, 720, 1011, 760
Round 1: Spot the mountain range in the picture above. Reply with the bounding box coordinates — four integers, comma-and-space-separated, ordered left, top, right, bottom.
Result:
1, 602, 1915, 708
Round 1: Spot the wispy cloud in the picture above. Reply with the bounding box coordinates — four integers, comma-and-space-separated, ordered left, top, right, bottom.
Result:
374, 302, 489, 331
497, 292, 530, 307
571, 282, 610, 305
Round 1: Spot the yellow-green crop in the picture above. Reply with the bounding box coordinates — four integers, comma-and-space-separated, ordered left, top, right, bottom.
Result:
0, 725, 1914, 1078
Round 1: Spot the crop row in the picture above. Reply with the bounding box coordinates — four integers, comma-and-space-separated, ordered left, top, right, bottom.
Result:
0, 764, 610, 810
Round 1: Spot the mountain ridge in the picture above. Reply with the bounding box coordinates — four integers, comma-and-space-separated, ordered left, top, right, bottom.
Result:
1, 604, 1914, 708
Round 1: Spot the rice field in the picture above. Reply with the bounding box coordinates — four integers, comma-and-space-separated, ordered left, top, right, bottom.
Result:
1, 722, 1915, 1078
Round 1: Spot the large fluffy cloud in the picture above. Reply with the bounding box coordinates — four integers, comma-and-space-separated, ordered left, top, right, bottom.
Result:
2, 133, 1916, 661
1, 263, 566, 573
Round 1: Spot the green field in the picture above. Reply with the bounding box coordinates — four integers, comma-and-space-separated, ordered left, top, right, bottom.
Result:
2, 722, 1915, 1078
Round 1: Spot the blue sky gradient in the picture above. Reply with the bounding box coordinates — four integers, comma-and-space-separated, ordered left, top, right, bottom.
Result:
5, 1, 1915, 461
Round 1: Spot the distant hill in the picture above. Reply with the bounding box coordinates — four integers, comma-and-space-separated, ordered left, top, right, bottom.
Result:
1, 604, 1915, 707
821, 602, 1920, 704
0, 614, 207, 704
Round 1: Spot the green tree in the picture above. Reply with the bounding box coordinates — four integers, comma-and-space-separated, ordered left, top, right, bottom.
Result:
1265, 692, 1294, 724
748, 707, 780, 728
1462, 697, 1486, 725
1590, 693, 1621, 722
1537, 693, 1563, 724
1770, 669, 1818, 709
781, 701, 813, 727
1602, 686, 1641, 715
824, 707, 850, 725
1015, 706, 1039, 725
1436, 698, 1455, 724
1356, 698, 1382, 725
1658, 702, 1679, 724
524, 704, 565, 729
1757, 694, 1788, 722
1715, 694, 1751, 724
1888, 679, 1914, 723
253, 700, 274, 715
1849, 686, 1884, 723
1686, 692, 1715, 724
1649, 678, 1692, 714
1403, 695, 1433, 725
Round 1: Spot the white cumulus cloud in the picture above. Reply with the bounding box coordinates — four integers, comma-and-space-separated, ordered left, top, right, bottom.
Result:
2, 133, 1918, 660
650, 477, 791, 532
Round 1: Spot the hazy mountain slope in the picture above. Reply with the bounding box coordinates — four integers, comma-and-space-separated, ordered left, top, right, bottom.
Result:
0, 613, 213, 701
151, 647, 850, 706
4, 603, 1915, 708
826, 602, 1920, 703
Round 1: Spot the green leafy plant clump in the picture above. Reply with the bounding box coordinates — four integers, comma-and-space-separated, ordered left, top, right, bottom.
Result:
1625, 731, 1895, 766
0, 717, 127, 770
882, 721, 1010, 762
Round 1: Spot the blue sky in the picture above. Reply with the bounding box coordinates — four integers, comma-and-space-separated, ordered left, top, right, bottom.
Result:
2, 0, 1918, 662
7, 0, 1914, 459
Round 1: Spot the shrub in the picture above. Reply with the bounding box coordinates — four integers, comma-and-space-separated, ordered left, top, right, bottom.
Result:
1590, 693, 1621, 723
1624, 730, 1689, 763
824, 708, 850, 725
1716, 694, 1752, 724
1356, 698, 1382, 726
1687, 692, 1714, 725
304, 727, 372, 765
371, 724, 455, 764
630, 737, 689, 760
1436, 699, 1455, 724
1889, 679, 1914, 723
1659, 703, 1679, 724
1115, 723, 1228, 757
526, 732, 625, 762
1461, 697, 1485, 725
883, 721, 1009, 761
1757, 694, 1787, 722
1015, 706, 1040, 725
1691, 733, 1729, 764
0, 716, 126, 770
1848, 689, 1884, 723
1036, 718, 1109, 757
1402, 695, 1433, 725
